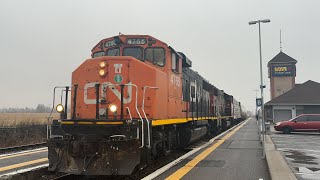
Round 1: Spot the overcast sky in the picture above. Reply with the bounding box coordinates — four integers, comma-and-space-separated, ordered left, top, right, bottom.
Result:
0, 0, 319, 111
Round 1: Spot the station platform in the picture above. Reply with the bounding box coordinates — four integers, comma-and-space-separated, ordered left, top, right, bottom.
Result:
147, 118, 271, 180
0, 148, 48, 178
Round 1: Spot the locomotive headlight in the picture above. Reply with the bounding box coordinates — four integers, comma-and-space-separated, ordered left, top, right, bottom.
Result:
99, 69, 106, 76
56, 104, 64, 113
99, 61, 107, 68
109, 104, 117, 113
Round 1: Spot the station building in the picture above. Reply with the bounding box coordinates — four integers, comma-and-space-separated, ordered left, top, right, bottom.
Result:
265, 51, 320, 123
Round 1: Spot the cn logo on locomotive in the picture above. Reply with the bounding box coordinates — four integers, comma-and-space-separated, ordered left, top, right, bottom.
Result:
84, 82, 132, 104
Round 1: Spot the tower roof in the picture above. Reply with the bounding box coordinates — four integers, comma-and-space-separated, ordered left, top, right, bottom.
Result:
268, 51, 298, 66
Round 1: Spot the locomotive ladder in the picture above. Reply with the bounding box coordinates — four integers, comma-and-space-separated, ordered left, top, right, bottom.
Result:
47, 86, 73, 139
142, 86, 159, 148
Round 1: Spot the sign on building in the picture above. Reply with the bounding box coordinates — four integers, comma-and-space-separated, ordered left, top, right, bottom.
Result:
272, 65, 295, 76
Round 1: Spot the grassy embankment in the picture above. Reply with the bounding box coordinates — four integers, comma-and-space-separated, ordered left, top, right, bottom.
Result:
0, 113, 60, 148
0, 113, 60, 126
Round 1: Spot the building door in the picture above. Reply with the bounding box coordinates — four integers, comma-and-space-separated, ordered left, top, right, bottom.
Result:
274, 109, 292, 123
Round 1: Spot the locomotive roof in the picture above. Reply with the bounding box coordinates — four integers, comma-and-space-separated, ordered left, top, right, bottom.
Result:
91, 34, 167, 52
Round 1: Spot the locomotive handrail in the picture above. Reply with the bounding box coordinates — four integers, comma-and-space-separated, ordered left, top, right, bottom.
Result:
142, 86, 159, 148
126, 107, 133, 120
101, 83, 143, 142
47, 85, 72, 139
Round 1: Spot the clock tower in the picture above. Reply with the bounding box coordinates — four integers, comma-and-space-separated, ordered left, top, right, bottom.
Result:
268, 51, 298, 100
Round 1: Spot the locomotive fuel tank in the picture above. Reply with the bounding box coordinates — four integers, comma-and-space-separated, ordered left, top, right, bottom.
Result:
179, 126, 207, 147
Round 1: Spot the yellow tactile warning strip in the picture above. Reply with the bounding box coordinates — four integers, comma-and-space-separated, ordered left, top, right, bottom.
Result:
0, 149, 47, 160
0, 158, 48, 172
165, 119, 249, 180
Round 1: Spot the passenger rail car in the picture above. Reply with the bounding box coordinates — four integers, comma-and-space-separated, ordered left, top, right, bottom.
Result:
48, 34, 243, 175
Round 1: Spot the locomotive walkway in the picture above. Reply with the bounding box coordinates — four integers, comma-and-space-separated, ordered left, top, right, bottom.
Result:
147, 118, 271, 180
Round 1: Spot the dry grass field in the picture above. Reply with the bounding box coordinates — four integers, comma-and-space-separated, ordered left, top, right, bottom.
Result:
0, 113, 60, 127
0, 113, 63, 148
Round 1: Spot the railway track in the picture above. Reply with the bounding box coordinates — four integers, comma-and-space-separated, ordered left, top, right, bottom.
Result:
0, 140, 201, 180
53, 129, 230, 179
39, 148, 191, 180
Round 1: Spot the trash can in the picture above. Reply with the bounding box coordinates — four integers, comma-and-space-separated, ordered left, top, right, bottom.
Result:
265, 122, 271, 135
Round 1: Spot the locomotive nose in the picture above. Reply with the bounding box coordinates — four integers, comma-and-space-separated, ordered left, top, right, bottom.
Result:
71, 56, 134, 120
95, 57, 132, 120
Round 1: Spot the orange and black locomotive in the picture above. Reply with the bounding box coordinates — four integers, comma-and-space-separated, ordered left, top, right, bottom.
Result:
48, 34, 243, 175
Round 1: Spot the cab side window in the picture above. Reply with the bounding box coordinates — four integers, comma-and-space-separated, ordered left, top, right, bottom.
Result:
171, 52, 180, 73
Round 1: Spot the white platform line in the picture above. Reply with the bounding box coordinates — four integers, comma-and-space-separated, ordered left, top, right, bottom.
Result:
0, 147, 48, 158
141, 118, 251, 180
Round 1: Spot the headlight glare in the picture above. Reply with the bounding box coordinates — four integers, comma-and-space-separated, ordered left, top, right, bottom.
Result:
99, 61, 107, 68
56, 104, 64, 113
109, 104, 117, 113
99, 69, 106, 76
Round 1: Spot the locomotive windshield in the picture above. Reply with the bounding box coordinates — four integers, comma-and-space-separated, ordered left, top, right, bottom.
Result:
92, 48, 119, 58
93, 51, 105, 58
145, 47, 165, 66
107, 48, 119, 56
123, 47, 143, 60
92, 37, 165, 66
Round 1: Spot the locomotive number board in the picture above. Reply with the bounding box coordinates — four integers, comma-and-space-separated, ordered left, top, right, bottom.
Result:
126, 38, 146, 45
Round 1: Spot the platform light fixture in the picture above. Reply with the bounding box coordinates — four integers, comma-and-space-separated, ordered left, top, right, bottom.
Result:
249, 19, 270, 25
249, 18, 270, 159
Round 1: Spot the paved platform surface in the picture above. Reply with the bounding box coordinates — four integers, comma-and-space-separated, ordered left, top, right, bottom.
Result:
153, 118, 270, 180
270, 128, 320, 180
0, 148, 48, 177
